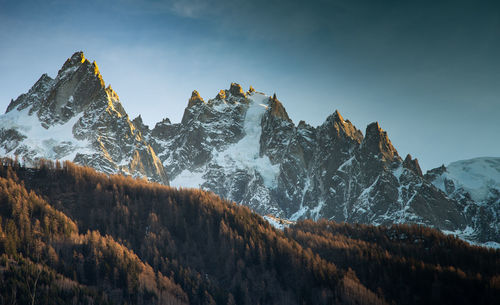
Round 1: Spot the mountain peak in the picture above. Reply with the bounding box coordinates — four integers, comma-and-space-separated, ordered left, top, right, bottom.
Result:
187, 90, 204, 107
0, 51, 169, 185
403, 154, 423, 176
213, 83, 246, 101
59, 51, 87, 73
333, 109, 344, 122
6, 51, 113, 122
133, 114, 144, 125
216, 89, 226, 100
321, 110, 363, 144
69, 51, 86, 65
366, 121, 381, 132
229, 82, 246, 97
268, 94, 292, 122
31, 51, 111, 125
6, 73, 54, 113
132, 114, 150, 135
57, 52, 105, 89
361, 122, 399, 162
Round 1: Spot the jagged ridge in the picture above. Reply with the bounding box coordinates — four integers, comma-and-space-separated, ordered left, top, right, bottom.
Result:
1, 51, 498, 246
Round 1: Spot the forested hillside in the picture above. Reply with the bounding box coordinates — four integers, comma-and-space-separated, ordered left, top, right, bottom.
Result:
287, 220, 500, 305
0, 158, 498, 305
0, 165, 187, 304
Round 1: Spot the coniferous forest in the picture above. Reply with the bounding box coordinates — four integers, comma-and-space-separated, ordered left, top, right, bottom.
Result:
0, 158, 498, 305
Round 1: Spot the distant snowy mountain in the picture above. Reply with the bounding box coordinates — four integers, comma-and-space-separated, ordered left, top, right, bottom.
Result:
1, 51, 498, 246
427, 157, 500, 204
426, 157, 500, 246
0, 52, 168, 184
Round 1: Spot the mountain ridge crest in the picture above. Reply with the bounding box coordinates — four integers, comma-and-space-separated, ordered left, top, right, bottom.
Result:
0, 51, 498, 246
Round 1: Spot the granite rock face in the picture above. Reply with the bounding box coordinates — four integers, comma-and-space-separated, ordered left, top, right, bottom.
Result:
0, 51, 168, 184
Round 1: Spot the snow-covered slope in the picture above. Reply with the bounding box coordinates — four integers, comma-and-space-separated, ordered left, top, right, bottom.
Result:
426, 157, 500, 245
428, 157, 500, 204
170, 91, 278, 189
0, 107, 91, 160
0, 51, 168, 184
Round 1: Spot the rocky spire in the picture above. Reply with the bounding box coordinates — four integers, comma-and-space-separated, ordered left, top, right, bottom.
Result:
332, 109, 344, 122
403, 154, 423, 176
187, 90, 205, 107
57, 51, 104, 88
322, 110, 363, 143
361, 122, 400, 162
327, 110, 347, 129
216, 90, 226, 100
59, 51, 86, 72
5, 50, 112, 128
229, 82, 246, 97
132, 114, 145, 126
132, 114, 150, 136
267, 94, 292, 122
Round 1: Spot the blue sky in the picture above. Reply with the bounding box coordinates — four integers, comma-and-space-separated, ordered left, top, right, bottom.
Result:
0, 0, 499, 171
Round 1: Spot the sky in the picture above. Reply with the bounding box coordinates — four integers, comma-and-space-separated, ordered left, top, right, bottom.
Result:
0, 0, 499, 171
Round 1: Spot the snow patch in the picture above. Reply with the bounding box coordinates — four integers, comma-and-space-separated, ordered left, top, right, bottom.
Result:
482, 241, 500, 249
337, 156, 354, 173
310, 200, 325, 220
442, 226, 500, 249
0, 107, 91, 160
290, 205, 308, 221
264, 214, 294, 230
392, 165, 404, 180
170, 169, 205, 188
210, 92, 279, 188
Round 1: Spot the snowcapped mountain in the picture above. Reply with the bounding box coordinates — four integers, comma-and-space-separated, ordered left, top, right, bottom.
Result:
144, 86, 469, 236
427, 157, 500, 204
0, 52, 168, 184
1, 51, 498, 246
426, 157, 500, 246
